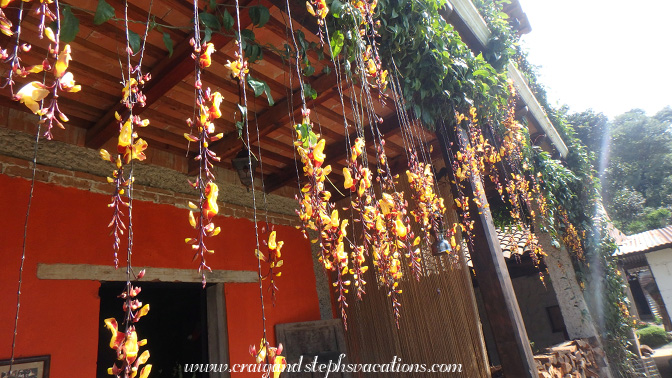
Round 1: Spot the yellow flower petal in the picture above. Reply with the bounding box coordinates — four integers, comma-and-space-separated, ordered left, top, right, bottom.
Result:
53, 44, 72, 78
343, 168, 353, 189
268, 231, 277, 250
188, 211, 197, 228
15, 81, 49, 114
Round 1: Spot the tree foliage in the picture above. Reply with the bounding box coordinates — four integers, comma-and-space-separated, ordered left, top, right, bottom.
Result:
567, 107, 672, 234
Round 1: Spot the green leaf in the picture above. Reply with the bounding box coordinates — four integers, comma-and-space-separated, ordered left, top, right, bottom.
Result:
162, 32, 173, 57
296, 30, 308, 53
199, 12, 221, 30
303, 63, 315, 76
248, 76, 265, 96
330, 0, 344, 18
248, 76, 274, 106
241, 29, 255, 42
330, 30, 344, 57
295, 123, 317, 147
238, 104, 248, 117
221, 9, 234, 30
128, 29, 141, 53
236, 121, 244, 138
60, 6, 80, 43
472, 69, 490, 78
93, 0, 115, 25
303, 83, 317, 100
249, 5, 270, 28
203, 27, 212, 42
245, 43, 262, 62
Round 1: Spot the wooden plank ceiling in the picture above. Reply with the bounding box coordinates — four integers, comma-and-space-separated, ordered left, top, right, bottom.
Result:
0, 0, 436, 195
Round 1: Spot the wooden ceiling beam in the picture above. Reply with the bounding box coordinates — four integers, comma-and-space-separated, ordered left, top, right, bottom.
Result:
159, 0, 196, 18
85, 11, 254, 149
266, 0, 321, 36
106, 0, 188, 41
258, 134, 295, 153
73, 10, 166, 60
141, 126, 188, 150
0, 92, 91, 129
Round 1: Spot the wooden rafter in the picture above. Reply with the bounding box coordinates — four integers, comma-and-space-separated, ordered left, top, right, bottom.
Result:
85, 9, 254, 149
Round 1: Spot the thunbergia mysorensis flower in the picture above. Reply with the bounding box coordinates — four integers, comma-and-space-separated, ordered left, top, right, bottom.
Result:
104, 284, 151, 378
184, 38, 225, 287
294, 109, 351, 326
249, 338, 286, 378
100, 75, 150, 268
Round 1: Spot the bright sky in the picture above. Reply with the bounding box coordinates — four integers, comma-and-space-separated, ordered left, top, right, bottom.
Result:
516, 0, 672, 120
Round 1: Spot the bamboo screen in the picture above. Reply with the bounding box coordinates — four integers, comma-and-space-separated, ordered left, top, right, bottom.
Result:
338, 159, 491, 377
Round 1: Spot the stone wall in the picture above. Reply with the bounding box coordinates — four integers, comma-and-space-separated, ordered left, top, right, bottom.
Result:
0, 126, 300, 227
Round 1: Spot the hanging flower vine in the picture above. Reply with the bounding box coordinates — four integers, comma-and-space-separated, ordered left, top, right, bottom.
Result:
3, 0, 81, 140
255, 228, 285, 304
249, 338, 287, 378
104, 281, 151, 378
183, 14, 224, 285
294, 110, 351, 326
342, 137, 372, 299
100, 76, 150, 267
98, 2, 153, 377
406, 149, 446, 251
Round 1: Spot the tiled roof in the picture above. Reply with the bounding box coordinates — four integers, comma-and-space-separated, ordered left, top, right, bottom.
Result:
614, 225, 672, 256
497, 226, 537, 260
463, 226, 537, 266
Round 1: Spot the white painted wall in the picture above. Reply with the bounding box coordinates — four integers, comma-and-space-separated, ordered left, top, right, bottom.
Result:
645, 248, 672, 318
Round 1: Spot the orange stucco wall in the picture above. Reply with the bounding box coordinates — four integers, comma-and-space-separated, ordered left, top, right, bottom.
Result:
0, 174, 321, 377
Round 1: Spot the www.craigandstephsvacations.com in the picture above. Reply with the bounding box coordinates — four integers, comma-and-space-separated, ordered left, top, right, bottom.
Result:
183, 354, 463, 377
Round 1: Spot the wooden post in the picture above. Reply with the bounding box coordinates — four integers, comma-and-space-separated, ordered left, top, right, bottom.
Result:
437, 124, 537, 378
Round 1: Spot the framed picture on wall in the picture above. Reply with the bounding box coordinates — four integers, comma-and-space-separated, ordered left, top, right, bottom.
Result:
0, 355, 50, 378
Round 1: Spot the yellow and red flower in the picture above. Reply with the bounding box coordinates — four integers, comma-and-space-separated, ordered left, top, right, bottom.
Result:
14, 81, 49, 114
199, 43, 215, 68
203, 182, 219, 221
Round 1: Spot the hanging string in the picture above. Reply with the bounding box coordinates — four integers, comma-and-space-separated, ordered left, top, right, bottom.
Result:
8, 124, 40, 375
5, 0, 25, 95
8, 0, 59, 370
234, 0, 269, 358
277, 8, 303, 192
284, 0, 308, 115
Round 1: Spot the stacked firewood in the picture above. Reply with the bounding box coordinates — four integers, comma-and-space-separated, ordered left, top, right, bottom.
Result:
534, 339, 608, 378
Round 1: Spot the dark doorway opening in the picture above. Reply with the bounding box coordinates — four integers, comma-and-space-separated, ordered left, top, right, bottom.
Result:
96, 282, 209, 377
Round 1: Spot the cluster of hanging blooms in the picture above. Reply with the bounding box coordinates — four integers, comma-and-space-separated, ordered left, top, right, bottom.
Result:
305, 0, 329, 40
294, 109, 351, 325
225, 42, 249, 81
0, 0, 81, 139
450, 92, 555, 275
351, 0, 388, 95
99, 75, 150, 267
184, 39, 224, 287
104, 281, 151, 378
453, 107, 500, 211
8, 42, 82, 139
255, 228, 284, 303
560, 209, 585, 261
406, 149, 446, 249
373, 142, 417, 324
342, 137, 372, 299
249, 339, 287, 378
361, 44, 388, 95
